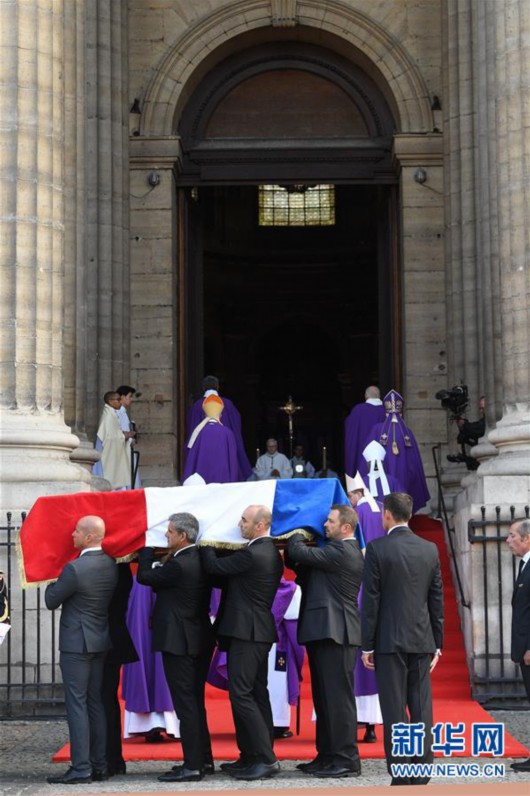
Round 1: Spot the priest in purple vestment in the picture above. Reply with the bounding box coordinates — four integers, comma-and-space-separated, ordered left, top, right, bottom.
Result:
345, 473, 384, 742
344, 386, 386, 480
186, 375, 251, 480
183, 394, 239, 484
369, 389, 430, 513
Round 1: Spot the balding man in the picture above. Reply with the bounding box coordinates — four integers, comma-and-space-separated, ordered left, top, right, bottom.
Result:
344, 386, 386, 480
45, 517, 118, 785
201, 505, 283, 781
253, 439, 293, 480
507, 518, 530, 773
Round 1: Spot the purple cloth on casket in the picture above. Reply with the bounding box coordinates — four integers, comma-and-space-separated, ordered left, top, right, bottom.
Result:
186, 396, 252, 480
370, 419, 430, 512
344, 402, 386, 479
183, 421, 239, 484
354, 501, 385, 698
208, 578, 304, 706
121, 578, 174, 714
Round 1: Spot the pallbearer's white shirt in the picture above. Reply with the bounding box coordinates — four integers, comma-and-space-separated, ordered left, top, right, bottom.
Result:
254, 453, 293, 480
268, 585, 301, 727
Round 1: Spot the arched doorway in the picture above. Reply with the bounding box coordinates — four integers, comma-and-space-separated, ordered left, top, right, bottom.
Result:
176, 40, 400, 474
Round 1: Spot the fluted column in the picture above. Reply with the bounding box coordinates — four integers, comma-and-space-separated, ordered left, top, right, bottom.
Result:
443, 1, 481, 405
0, 0, 90, 510
479, 0, 530, 485
85, 0, 130, 438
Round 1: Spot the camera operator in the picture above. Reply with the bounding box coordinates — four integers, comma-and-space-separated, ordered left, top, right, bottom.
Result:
435, 387, 486, 471
456, 396, 485, 448
449, 396, 486, 471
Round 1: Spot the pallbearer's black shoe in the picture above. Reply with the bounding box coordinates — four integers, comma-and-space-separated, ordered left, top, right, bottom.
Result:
228, 760, 280, 780
157, 767, 203, 782
511, 758, 530, 772
46, 768, 92, 785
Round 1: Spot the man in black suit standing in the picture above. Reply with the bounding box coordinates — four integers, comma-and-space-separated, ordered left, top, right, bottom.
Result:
101, 563, 138, 777
45, 516, 118, 785
286, 504, 364, 778
136, 512, 214, 783
361, 492, 443, 786
507, 518, 530, 773
201, 505, 283, 781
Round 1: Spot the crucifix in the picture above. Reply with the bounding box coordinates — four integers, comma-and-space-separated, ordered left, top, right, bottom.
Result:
279, 395, 303, 458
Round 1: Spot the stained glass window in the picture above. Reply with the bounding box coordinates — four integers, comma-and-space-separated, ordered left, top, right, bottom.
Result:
258, 184, 335, 226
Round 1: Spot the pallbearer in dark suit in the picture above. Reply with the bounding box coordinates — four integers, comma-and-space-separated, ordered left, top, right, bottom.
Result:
285, 504, 364, 778
101, 563, 138, 777
136, 512, 214, 783
201, 505, 283, 781
45, 516, 118, 785
507, 518, 530, 773
361, 493, 444, 786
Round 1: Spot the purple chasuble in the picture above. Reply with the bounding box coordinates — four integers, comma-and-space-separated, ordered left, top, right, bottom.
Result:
344, 402, 386, 479
186, 395, 252, 480
183, 421, 239, 484
207, 577, 304, 706
121, 578, 174, 713
370, 420, 430, 512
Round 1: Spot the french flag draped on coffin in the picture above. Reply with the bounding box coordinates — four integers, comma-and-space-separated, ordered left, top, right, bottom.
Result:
18, 478, 349, 586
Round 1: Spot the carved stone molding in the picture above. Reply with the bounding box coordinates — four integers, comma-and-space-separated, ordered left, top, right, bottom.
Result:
271, 0, 297, 27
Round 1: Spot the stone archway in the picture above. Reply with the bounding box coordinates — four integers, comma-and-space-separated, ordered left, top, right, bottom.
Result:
139, 0, 433, 136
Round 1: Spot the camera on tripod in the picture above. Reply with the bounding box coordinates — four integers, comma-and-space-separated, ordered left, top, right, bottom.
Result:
435, 384, 480, 471
434, 384, 469, 419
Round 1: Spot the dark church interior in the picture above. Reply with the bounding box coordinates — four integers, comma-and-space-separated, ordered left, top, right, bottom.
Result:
189, 183, 395, 471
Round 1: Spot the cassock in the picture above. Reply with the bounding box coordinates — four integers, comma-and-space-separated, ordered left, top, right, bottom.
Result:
183, 420, 239, 483
207, 579, 304, 728
344, 399, 386, 480
369, 390, 430, 512
121, 578, 179, 739
354, 497, 384, 725
186, 391, 251, 480
254, 452, 293, 480
93, 404, 131, 489
117, 405, 141, 488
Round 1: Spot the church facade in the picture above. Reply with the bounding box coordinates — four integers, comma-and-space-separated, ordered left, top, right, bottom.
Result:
1, 1, 530, 690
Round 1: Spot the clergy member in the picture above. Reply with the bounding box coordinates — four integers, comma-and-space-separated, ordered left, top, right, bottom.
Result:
369, 390, 430, 512
183, 394, 239, 483
253, 439, 293, 480
186, 375, 252, 480
93, 392, 132, 490
116, 385, 141, 488
344, 386, 386, 481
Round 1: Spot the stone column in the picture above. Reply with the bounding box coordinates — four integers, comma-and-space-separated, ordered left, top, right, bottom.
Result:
480, 0, 530, 489
84, 0, 130, 438
0, 0, 91, 511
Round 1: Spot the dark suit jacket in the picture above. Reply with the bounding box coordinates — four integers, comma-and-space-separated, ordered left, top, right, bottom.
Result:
107, 563, 138, 665
511, 558, 530, 663
136, 545, 214, 656
285, 535, 364, 646
201, 537, 283, 643
45, 549, 118, 653
361, 526, 444, 654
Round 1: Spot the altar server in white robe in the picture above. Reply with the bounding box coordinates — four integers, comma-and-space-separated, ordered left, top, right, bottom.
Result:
253, 439, 293, 480
93, 392, 131, 489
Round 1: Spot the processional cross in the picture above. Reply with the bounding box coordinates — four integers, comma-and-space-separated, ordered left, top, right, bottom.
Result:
279, 396, 303, 459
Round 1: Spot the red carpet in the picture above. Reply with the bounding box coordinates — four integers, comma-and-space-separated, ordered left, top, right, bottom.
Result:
53, 516, 529, 763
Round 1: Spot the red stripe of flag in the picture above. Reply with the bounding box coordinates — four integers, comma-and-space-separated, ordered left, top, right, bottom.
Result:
19, 490, 148, 585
